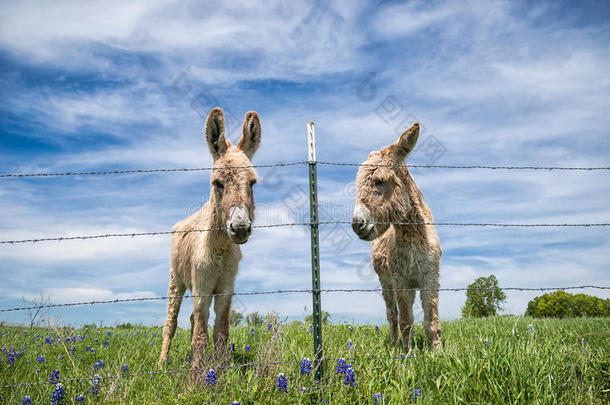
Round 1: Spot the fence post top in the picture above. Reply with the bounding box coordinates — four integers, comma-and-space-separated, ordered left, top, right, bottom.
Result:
307, 122, 316, 162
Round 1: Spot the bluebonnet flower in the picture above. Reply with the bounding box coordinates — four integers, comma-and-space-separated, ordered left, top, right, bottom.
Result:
321, 400, 329, 404
348, 326, 354, 332
85, 346, 91, 352
185, 354, 191, 361
64, 338, 71, 344
335, 358, 348, 374
410, 388, 422, 402
582, 338, 588, 344
45, 337, 54, 344
346, 339, 353, 350
299, 387, 307, 392
276, 373, 288, 392
52, 383, 65, 405
267, 323, 273, 331
90, 375, 101, 397
75, 395, 85, 402
121, 364, 128, 373
58, 355, 64, 360
106, 331, 111, 337
49, 369, 60, 383
152, 341, 156, 346
375, 325, 380, 333
94, 339, 98, 343
103, 341, 109, 348
300, 358, 312, 375
250, 328, 255, 338
373, 392, 384, 404
343, 365, 355, 386
483, 339, 489, 345
205, 369, 217, 385
37, 355, 45, 363
245, 345, 250, 352
229, 343, 235, 353
93, 360, 104, 371
69, 345, 76, 355
231, 402, 240, 405
22, 396, 31, 405
527, 324, 535, 334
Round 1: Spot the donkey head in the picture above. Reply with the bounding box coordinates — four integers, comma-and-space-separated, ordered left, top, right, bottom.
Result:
205, 107, 261, 244
351, 122, 420, 241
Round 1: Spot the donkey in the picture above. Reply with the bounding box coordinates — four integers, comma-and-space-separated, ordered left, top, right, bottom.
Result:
159, 107, 261, 374
351, 122, 442, 351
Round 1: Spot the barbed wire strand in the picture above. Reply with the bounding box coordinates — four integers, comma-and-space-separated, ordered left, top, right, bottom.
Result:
317, 161, 610, 171
0, 355, 422, 389
2, 160, 610, 178
1, 285, 607, 313
0, 162, 309, 178
2, 220, 609, 245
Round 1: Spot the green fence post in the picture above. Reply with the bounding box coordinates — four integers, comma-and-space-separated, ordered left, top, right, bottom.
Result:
307, 122, 323, 382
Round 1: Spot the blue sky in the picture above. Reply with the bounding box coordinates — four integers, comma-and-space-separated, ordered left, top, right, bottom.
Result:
1, 0, 609, 327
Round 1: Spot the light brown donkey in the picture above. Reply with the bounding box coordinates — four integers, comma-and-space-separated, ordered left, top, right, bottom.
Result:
351, 122, 442, 351
159, 107, 261, 375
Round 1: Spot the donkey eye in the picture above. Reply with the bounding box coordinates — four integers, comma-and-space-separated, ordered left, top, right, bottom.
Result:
213, 180, 224, 190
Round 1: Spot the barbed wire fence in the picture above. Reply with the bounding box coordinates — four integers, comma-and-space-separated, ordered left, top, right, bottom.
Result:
1, 133, 609, 391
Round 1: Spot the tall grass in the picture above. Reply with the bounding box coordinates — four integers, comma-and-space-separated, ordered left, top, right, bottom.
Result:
1, 316, 608, 404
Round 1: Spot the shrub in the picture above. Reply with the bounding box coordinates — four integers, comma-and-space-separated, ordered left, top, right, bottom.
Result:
525, 290, 610, 318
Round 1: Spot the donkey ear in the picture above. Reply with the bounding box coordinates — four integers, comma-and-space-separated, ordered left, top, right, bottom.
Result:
205, 107, 228, 160
237, 111, 261, 159
383, 122, 420, 163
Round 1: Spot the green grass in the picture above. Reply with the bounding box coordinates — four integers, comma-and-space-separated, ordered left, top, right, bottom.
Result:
1, 317, 608, 404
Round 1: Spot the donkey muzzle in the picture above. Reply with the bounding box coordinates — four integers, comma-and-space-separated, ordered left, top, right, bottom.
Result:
227, 206, 252, 244
351, 204, 376, 241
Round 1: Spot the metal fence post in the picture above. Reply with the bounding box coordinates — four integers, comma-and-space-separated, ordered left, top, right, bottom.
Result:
307, 122, 323, 381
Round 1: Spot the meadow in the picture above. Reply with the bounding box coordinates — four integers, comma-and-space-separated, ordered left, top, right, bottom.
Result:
0, 316, 608, 404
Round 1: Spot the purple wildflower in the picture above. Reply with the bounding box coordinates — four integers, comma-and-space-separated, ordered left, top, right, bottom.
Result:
276, 373, 288, 392
205, 369, 217, 385
373, 392, 384, 404
410, 388, 422, 402
22, 396, 31, 405
51, 383, 65, 405
49, 369, 60, 383
37, 355, 45, 363
344, 365, 355, 386
300, 358, 312, 375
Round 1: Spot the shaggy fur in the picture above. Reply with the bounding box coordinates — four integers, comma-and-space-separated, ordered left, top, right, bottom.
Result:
352, 122, 442, 351
159, 108, 261, 377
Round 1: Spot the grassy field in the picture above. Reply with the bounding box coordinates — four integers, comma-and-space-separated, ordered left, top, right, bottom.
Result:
0, 316, 608, 404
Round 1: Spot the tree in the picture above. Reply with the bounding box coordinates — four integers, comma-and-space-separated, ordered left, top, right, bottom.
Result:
462, 275, 506, 318
246, 312, 264, 327
525, 290, 610, 318
305, 311, 331, 325
229, 310, 244, 327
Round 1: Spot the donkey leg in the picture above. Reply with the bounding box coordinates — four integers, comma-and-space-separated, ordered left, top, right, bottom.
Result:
191, 292, 212, 383
159, 272, 186, 365
212, 293, 233, 364
420, 279, 442, 350
379, 275, 398, 346
396, 289, 416, 353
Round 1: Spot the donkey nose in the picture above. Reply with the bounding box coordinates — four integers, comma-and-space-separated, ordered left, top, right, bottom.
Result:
351, 217, 367, 234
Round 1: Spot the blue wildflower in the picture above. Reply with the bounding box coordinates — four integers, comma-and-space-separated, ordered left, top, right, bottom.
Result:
103, 341, 109, 348
348, 326, 354, 332
373, 392, 384, 404
52, 383, 65, 405
245, 345, 250, 352
346, 339, 353, 350
152, 341, 156, 346
64, 338, 71, 344
22, 396, 31, 405
231, 402, 240, 405
37, 355, 45, 363
527, 324, 535, 334
483, 339, 489, 345
344, 365, 355, 386
93, 360, 104, 371
121, 364, 128, 373
276, 373, 288, 392
410, 388, 422, 402
335, 358, 348, 374
49, 369, 60, 383
205, 369, 217, 385
267, 323, 273, 331
90, 375, 101, 397
582, 338, 588, 344
106, 331, 111, 337
300, 358, 312, 375
185, 354, 191, 361
75, 395, 85, 402
229, 343, 235, 353
375, 325, 380, 333
69, 345, 76, 355
45, 337, 54, 344
58, 355, 64, 360
299, 387, 307, 392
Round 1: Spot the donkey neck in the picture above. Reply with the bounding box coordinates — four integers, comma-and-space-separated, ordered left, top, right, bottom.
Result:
392, 170, 429, 245
199, 194, 234, 249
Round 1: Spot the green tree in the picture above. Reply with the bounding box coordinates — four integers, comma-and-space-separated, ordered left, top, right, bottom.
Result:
462, 275, 506, 318
229, 310, 244, 327
305, 310, 331, 325
525, 290, 610, 318
246, 311, 264, 327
